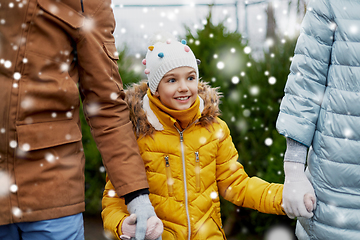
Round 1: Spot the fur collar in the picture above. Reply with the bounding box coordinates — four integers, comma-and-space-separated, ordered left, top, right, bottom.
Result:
125, 80, 222, 138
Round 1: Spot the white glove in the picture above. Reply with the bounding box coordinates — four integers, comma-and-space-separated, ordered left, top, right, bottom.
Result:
283, 161, 316, 219
126, 195, 163, 240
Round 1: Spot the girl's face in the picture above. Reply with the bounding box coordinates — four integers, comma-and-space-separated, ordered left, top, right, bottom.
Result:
155, 66, 198, 110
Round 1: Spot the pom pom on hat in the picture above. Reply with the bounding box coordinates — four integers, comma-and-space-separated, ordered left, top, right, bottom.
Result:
143, 33, 199, 94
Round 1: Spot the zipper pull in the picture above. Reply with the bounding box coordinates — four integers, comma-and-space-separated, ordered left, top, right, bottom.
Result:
164, 155, 174, 196
195, 152, 199, 162
179, 131, 184, 142
195, 152, 201, 192
165, 155, 170, 166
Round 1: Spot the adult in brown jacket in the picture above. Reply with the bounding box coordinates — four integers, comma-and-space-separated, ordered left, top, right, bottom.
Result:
0, 0, 162, 239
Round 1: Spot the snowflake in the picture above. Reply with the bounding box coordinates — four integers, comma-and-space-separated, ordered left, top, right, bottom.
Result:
265, 225, 293, 240
12, 207, 22, 218
244, 46, 251, 54
9, 140, 17, 149
108, 190, 116, 198
231, 76, 240, 84
265, 138, 273, 146
210, 191, 218, 199
268, 76, 276, 85
13, 72, 21, 80
45, 153, 55, 163
216, 61, 224, 69
0, 171, 12, 197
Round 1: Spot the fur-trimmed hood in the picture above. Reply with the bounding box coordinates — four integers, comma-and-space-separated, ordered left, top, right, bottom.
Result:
125, 80, 222, 138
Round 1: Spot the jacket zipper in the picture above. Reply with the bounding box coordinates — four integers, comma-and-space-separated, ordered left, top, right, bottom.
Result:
174, 121, 198, 240
176, 128, 191, 240
164, 155, 174, 196
195, 151, 201, 192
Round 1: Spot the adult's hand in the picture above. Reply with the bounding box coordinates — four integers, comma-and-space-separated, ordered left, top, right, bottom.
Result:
127, 194, 163, 240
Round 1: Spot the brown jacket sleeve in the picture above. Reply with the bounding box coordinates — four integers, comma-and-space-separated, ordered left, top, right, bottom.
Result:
76, 0, 148, 196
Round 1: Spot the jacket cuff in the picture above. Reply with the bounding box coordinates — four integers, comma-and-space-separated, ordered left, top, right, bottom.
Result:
123, 188, 150, 205
284, 138, 308, 164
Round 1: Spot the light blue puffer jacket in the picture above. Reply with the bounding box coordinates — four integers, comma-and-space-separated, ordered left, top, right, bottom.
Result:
276, 0, 360, 239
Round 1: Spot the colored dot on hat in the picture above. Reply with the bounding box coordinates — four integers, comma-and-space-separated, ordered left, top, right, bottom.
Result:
144, 69, 150, 74
158, 52, 164, 58
181, 39, 187, 45
148, 46, 154, 51
142, 59, 146, 65
184, 46, 190, 52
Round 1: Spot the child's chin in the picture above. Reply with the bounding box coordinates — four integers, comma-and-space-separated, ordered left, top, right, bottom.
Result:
175, 106, 189, 110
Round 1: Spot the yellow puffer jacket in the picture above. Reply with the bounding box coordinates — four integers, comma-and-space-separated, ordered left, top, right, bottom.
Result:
102, 81, 285, 240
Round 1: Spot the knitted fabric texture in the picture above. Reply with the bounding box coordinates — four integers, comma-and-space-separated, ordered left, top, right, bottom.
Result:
143, 38, 199, 94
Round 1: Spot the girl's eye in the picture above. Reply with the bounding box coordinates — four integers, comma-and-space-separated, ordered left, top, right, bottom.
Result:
168, 78, 176, 83
188, 76, 195, 81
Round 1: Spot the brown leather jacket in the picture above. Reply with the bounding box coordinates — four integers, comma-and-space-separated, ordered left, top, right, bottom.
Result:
0, 0, 148, 225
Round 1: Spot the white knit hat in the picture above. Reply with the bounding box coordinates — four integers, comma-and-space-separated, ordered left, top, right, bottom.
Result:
142, 35, 199, 94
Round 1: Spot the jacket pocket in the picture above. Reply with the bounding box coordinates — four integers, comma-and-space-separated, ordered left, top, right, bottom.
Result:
37, 0, 84, 28
194, 206, 226, 239
195, 151, 201, 192
164, 155, 174, 197
210, 209, 227, 240
103, 42, 119, 61
16, 120, 82, 152
163, 227, 177, 240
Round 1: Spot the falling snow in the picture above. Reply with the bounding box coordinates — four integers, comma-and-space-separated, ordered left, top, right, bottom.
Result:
4, 60, 12, 68
12, 207, 22, 218
9, 140, 17, 149
0, 171, 12, 197
210, 191, 218, 199
83, 17, 95, 32
265, 138, 273, 146
244, 46, 251, 54
21, 97, 34, 109
45, 153, 55, 163
13, 72, 21, 80
86, 103, 100, 116
268, 76, 276, 85
10, 184, 18, 193
108, 189, 116, 198
265, 225, 294, 240
110, 92, 118, 100
199, 136, 207, 145
22, 143, 30, 151
167, 177, 174, 186
243, 109, 251, 117
231, 76, 240, 84
250, 86, 260, 96
216, 61, 224, 70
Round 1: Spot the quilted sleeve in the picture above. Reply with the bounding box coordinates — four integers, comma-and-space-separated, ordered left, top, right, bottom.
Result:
276, 0, 335, 147
102, 176, 130, 240
216, 120, 284, 215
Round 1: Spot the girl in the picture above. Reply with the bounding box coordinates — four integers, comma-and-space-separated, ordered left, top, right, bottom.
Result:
102, 34, 286, 240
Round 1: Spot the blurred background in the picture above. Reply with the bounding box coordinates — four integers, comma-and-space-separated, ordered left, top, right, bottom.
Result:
83, 0, 308, 239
